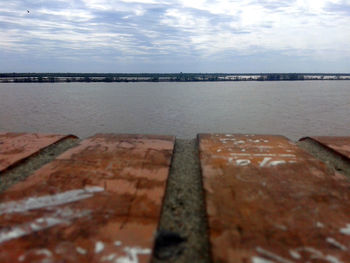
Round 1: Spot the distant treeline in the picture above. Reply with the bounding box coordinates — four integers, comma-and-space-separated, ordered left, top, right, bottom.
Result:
0, 73, 349, 83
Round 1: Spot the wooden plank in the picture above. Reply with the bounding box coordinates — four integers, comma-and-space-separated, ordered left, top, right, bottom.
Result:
199, 133, 350, 263
0, 132, 77, 173
0, 134, 175, 263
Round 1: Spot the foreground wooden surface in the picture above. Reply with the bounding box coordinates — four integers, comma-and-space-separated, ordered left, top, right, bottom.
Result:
1, 132, 350, 263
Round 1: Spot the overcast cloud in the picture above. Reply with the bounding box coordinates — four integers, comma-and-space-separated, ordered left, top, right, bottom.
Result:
0, 0, 350, 72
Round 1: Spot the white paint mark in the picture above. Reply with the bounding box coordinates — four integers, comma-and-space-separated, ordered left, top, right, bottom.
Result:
0, 207, 90, 244
279, 154, 296, 158
114, 241, 122, 246
35, 249, 52, 257
116, 247, 151, 263
228, 157, 234, 163
76, 247, 87, 255
274, 224, 287, 231
236, 159, 251, 166
241, 149, 246, 152
230, 153, 251, 156
326, 237, 347, 251
263, 140, 269, 143
0, 186, 104, 215
289, 250, 301, 259
269, 160, 286, 166
95, 241, 104, 253
256, 247, 294, 263
259, 157, 272, 167
0, 217, 64, 244
217, 149, 222, 152
316, 222, 324, 228
102, 254, 116, 261
340, 224, 350, 235
295, 247, 344, 263
237, 140, 245, 144
254, 154, 276, 157
252, 256, 274, 263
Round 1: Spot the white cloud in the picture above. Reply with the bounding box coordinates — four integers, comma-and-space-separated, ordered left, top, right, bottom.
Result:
0, 0, 349, 71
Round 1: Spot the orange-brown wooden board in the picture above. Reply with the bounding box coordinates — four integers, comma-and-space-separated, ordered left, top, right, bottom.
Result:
199, 133, 350, 263
0, 132, 77, 173
300, 136, 350, 160
0, 134, 175, 263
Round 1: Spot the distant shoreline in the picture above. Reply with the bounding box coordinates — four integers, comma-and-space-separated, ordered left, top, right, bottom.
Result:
1, 73, 350, 83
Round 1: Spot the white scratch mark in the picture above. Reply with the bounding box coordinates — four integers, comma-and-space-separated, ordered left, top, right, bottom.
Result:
0, 186, 104, 215
340, 224, 350, 235
95, 241, 105, 253
236, 159, 251, 166
259, 157, 272, 167
116, 247, 151, 263
76, 247, 87, 255
289, 250, 301, 259
252, 256, 274, 263
217, 149, 222, 152
254, 154, 276, 157
326, 237, 347, 251
256, 247, 294, 263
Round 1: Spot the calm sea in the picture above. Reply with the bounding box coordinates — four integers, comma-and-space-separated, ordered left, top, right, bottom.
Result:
0, 81, 349, 140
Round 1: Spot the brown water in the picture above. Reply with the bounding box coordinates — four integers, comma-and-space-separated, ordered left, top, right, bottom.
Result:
0, 81, 349, 140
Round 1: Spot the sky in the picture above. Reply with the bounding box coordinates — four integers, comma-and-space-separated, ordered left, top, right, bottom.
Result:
0, 0, 350, 73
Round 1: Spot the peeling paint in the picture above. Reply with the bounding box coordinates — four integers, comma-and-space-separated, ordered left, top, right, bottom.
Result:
102, 254, 117, 261
316, 222, 325, 228
95, 241, 104, 253
259, 157, 272, 167
326, 237, 347, 251
0, 208, 90, 244
0, 217, 65, 244
0, 186, 104, 215
251, 256, 274, 263
340, 224, 350, 235
236, 159, 251, 166
76, 247, 87, 255
256, 247, 293, 263
116, 247, 151, 263
269, 160, 286, 166
114, 241, 122, 246
289, 250, 301, 259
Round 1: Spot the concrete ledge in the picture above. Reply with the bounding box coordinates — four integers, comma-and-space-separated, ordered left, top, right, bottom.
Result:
298, 136, 350, 177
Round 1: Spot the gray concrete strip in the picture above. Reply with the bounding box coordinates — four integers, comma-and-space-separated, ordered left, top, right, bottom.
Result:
298, 137, 350, 177
0, 138, 79, 193
153, 139, 210, 263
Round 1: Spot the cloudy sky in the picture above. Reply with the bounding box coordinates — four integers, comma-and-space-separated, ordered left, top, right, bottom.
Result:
0, 0, 350, 73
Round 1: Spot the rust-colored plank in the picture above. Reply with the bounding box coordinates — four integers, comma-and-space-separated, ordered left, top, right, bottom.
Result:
300, 136, 350, 160
0, 132, 77, 173
0, 134, 175, 263
199, 133, 350, 263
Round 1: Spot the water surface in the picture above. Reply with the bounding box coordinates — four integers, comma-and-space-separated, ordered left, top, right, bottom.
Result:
0, 81, 349, 140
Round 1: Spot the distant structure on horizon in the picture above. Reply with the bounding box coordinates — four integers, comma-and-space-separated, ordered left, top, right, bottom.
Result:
0, 73, 349, 83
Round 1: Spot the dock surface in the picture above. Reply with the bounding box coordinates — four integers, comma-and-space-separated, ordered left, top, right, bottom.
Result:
1, 132, 350, 263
